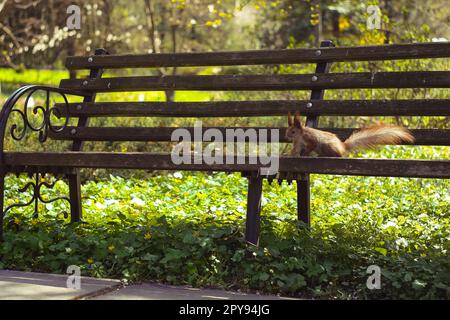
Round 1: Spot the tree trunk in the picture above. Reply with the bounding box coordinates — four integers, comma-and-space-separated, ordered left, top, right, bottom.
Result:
384, 0, 392, 43
331, 10, 340, 38
313, 0, 322, 47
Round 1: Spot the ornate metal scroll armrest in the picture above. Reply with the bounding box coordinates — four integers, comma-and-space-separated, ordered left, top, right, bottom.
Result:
0, 85, 88, 148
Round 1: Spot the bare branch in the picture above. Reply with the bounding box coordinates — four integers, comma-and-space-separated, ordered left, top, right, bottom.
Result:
0, 22, 21, 49
11, 0, 41, 10
143, 0, 158, 54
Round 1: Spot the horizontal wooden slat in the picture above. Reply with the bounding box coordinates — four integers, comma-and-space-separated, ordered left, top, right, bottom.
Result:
3, 152, 449, 178
3, 165, 77, 175
65, 42, 450, 69
59, 72, 450, 92
48, 127, 450, 146
54, 99, 450, 117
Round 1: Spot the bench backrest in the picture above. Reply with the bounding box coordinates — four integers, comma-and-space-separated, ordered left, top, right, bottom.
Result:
53, 42, 450, 148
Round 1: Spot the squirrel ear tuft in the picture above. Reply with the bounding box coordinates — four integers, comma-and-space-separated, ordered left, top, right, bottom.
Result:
294, 112, 302, 129
288, 112, 293, 126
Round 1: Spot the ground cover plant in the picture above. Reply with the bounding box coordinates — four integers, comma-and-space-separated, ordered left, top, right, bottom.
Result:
0, 145, 448, 299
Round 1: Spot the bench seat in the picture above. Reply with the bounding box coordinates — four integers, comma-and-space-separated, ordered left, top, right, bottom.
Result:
3, 152, 449, 178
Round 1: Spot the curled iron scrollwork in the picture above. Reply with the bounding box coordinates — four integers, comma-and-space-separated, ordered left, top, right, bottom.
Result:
3, 172, 70, 219
0, 85, 87, 221
7, 87, 71, 143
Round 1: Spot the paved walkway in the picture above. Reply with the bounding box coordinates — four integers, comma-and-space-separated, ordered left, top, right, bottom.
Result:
0, 270, 297, 300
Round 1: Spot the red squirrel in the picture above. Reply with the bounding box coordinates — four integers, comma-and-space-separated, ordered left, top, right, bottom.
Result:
286, 112, 415, 157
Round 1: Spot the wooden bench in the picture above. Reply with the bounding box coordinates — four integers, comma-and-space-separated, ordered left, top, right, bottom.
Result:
1, 41, 449, 245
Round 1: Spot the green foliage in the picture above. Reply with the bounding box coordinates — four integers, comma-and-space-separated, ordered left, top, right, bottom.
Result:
0, 68, 69, 86
0, 146, 449, 299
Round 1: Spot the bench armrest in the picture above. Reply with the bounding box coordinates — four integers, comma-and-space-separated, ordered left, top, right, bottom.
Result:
0, 85, 89, 157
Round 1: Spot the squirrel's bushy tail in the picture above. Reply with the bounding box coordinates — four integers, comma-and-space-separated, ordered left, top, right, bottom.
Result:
344, 124, 415, 153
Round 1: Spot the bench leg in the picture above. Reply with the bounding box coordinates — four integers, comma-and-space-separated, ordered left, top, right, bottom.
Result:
0, 173, 4, 242
245, 176, 263, 246
297, 174, 311, 227
68, 172, 83, 222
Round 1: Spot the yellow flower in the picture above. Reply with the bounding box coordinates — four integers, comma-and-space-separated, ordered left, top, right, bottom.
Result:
338, 16, 350, 32
108, 245, 115, 251
87, 258, 94, 264
14, 217, 20, 225
144, 232, 152, 240
359, 31, 386, 45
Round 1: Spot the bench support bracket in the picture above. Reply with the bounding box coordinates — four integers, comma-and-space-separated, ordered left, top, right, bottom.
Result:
0, 172, 4, 241
297, 39, 334, 227
68, 173, 83, 222
67, 48, 108, 223
297, 174, 310, 226
245, 175, 263, 246
0, 172, 71, 241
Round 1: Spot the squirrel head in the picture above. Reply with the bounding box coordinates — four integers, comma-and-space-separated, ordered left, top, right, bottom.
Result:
286, 112, 303, 141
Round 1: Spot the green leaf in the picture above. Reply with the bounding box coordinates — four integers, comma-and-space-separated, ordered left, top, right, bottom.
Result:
374, 247, 387, 256
259, 273, 270, 281
412, 280, 427, 290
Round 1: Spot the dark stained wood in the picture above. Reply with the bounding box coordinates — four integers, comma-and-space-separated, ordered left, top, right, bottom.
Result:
65, 42, 450, 69
54, 99, 450, 117
297, 176, 310, 225
299, 40, 334, 227
68, 48, 107, 223
245, 175, 263, 245
72, 48, 107, 151
3, 152, 450, 178
68, 173, 83, 222
59, 72, 450, 92
3, 166, 76, 175
49, 127, 450, 146
0, 172, 4, 241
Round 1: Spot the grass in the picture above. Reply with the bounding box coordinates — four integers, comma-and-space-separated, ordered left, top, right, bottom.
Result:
0, 68, 69, 87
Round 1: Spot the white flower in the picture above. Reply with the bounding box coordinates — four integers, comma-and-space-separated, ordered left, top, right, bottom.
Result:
173, 172, 183, 179
396, 238, 409, 248
382, 221, 398, 230
432, 37, 448, 42
95, 202, 105, 209
131, 198, 145, 206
